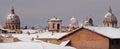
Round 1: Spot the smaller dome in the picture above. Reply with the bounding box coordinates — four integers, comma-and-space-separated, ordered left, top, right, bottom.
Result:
69, 16, 78, 28
70, 16, 78, 25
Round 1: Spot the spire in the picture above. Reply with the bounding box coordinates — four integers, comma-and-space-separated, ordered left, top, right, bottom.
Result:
11, 6, 15, 14
108, 6, 112, 13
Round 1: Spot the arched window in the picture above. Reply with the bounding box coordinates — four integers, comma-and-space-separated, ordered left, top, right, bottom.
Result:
12, 25, 14, 30
107, 24, 109, 27
16, 25, 18, 29
53, 23, 55, 29
57, 24, 60, 30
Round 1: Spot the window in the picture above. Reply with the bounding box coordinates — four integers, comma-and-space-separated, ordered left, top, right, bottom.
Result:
12, 21, 14, 23
53, 23, 55, 29
107, 24, 109, 26
57, 24, 60, 29
111, 40, 120, 45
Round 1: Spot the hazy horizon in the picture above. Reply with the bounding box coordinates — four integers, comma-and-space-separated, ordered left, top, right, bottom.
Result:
0, 0, 120, 27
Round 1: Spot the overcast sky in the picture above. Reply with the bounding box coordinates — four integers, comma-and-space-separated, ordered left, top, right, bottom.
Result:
0, 0, 120, 27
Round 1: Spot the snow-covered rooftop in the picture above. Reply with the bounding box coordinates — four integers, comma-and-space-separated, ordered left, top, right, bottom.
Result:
50, 18, 61, 20
84, 26, 120, 39
60, 40, 70, 46
5, 31, 68, 42
48, 16, 61, 21
22, 29, 38, 34
0, 30, 75, 49
0, 41, 75, 49
37, 32, 68, 39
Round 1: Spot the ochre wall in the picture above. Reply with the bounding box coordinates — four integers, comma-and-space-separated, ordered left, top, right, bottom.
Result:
61, 29, 109, 49
40, 39, 61, 45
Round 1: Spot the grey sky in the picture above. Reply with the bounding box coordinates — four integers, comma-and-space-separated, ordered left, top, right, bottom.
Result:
0, 0, 120, 27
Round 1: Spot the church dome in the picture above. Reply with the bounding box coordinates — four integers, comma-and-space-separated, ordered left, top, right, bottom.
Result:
6, 8, 20, 24
69, 16, 78, 27
70, 16, 78, 25
103, 7, 117, 24
6, 7, 20, 30
103, 7, 117, 28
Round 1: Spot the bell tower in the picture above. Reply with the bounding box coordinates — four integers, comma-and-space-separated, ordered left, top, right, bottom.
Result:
48, 16, 62, 32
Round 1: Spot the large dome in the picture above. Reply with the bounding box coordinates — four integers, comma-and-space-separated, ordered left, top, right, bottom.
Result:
6, 7, 20, 30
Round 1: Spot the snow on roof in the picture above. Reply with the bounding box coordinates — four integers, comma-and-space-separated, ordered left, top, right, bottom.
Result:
37, 32, 68, 39
0, 41, 76, 49
22, 29, 38, 34
60, 40, 70, 46
48, 16, 62, 21
7, 14, 17, 20
50, 18, 60, 20
1, 33, 75, 49
84, 26, 120, 39
0, 42, 43, 49
41, 41, 76, 49
104, 12, 112, 17
50, 17, 61, 20
9, 32, 68, 42
11, 34, 37, 42
7, 14, 14, 19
